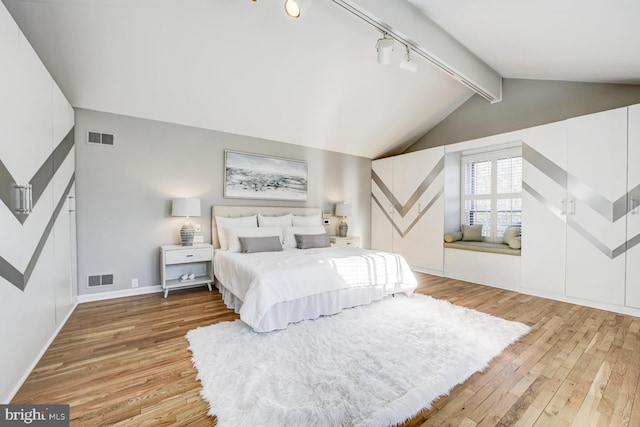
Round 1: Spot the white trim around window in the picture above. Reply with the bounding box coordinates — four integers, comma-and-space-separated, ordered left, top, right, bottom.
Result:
461, 146, 522, 242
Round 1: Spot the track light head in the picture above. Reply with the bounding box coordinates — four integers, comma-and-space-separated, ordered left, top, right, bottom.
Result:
284, 0, 300, 18
400, 46, 418, 73
284, 0, 311, 19
376, 37, 394, 65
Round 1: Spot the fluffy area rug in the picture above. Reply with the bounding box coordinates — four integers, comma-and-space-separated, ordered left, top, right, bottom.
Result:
186, 294, 530, 427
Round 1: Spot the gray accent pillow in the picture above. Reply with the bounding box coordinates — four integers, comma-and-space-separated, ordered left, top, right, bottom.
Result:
238, 236, 283, 253
508, 237, 521, 249
461, 224, 483, 242
444, 231, 463, 243
502, 226, 521, 244
295, 233, 331, 249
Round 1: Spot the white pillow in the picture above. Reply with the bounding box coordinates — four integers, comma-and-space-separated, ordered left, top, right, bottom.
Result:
283, 225, 326, 248
215, 215, 257, 250
258, 213, 292, 228
502, 226, 521, 244
292, 213, 321, 226
225, 226, 283, 253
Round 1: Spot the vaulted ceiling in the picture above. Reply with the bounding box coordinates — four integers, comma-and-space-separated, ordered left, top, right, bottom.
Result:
3, 0, 640, 159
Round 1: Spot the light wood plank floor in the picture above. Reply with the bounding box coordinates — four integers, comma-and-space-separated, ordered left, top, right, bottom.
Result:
12, 273, 640, 426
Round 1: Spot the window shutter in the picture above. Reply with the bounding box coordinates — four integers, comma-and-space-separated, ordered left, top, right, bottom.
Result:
461, 148, 522, 241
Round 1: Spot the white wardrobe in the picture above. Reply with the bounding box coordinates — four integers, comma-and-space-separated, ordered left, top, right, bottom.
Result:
0, 3, 76, 403
371, 146, 445, 273
522, 104, 639, 311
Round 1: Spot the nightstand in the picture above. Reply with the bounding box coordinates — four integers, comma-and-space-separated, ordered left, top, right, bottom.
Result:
329, 236, 361, 248
160, 244, 214, 298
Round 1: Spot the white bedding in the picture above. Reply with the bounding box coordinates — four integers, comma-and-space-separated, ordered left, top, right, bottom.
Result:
214, 245, 418, 332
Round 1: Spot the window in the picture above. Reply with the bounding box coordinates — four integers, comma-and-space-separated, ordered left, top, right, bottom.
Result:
462, 147, 522, 241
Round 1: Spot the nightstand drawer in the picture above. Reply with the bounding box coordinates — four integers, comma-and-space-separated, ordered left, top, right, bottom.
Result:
165, 247, 212, 264
329, 236, 361, 248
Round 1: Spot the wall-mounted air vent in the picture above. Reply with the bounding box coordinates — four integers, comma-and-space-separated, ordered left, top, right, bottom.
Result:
87, 131, 115, 146
87, 274, 114, 287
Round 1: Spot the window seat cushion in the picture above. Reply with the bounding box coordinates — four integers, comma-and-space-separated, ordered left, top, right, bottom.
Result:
444, 241, 521, 256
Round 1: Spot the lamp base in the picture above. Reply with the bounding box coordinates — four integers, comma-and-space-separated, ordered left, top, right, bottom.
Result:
180, 222, 194, 246
338, 220, 348, 238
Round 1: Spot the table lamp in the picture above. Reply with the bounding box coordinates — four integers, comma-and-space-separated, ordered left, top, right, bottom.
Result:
172, 198, 201, 246
335, 202, 352, 238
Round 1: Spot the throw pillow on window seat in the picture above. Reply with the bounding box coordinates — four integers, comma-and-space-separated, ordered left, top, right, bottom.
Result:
444, 232, 463, 243
508, 237, 521, 249
502, 226, 521, 244
461, 224, 483, 242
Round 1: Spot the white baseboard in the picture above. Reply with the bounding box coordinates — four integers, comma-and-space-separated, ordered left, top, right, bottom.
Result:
4, 302, 78, 404
411, 266, 444, 276
519, 287, 640, 318
77, 285, 163, 303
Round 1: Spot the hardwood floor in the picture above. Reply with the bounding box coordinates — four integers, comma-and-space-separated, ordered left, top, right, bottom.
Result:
12, 273, 640, 426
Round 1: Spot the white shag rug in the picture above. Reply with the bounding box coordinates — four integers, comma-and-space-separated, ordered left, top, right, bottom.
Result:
186, 294, 530, 427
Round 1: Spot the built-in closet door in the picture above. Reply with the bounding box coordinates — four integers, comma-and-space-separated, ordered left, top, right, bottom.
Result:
371, 156, 394, 252
626, 104, 640, 308
371, 147, 445, 272
565, 107, 628, 305
391, 147, 444, 271
0, 3, 76, 401
521, 121, 567, 296
52, 84, 76, 325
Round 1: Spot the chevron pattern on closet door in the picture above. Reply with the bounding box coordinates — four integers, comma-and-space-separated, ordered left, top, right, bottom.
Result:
371, 150, 444, 238
0, 128, 75, 292
371, 147, 445, 271
523, 138, 639, 261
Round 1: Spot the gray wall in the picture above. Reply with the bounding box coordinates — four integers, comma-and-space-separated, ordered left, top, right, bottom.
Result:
407, 79, 640, 151
75, 109, 372, 295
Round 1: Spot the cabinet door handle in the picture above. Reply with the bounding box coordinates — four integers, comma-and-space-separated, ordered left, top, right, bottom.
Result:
186, 254, 194, 257
561, 199, 566, 215
569, 198, 576, 215
68, 195, 76, 212
632, 197, 640, 215
16, 183, 32, 214
27, 184, 33, 213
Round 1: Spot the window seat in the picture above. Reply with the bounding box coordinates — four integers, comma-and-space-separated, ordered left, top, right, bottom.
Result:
443, 240, 521, 291
444, 241, 521, 256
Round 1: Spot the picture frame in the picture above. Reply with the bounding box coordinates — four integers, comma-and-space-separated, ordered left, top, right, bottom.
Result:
224, 150, 308, 201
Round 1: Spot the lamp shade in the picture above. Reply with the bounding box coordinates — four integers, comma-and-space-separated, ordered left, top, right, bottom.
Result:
335, 203, 352, 217
172, 198, 201, 217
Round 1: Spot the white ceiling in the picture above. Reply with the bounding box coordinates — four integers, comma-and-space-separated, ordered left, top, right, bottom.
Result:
409, 0, 640, 84
3, 0, 640, 159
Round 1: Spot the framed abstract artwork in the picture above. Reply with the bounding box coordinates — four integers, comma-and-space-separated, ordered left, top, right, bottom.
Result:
224, 150, 308, 201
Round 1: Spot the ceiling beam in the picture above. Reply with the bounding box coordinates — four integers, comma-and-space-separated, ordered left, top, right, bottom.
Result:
331, 0, 503, 103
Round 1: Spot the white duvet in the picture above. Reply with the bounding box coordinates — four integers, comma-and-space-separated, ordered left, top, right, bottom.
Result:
214, 246, 418, 331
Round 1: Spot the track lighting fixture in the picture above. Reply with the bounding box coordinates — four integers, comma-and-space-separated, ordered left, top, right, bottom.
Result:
399, 45, 418, 73
376, 36, 394, 65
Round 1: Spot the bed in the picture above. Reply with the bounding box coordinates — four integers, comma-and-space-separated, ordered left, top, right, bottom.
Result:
211, 206, 418, 332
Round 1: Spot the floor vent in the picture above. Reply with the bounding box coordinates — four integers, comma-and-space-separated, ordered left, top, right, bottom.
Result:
87, 131, 115, 146
88, 274, 115, 287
